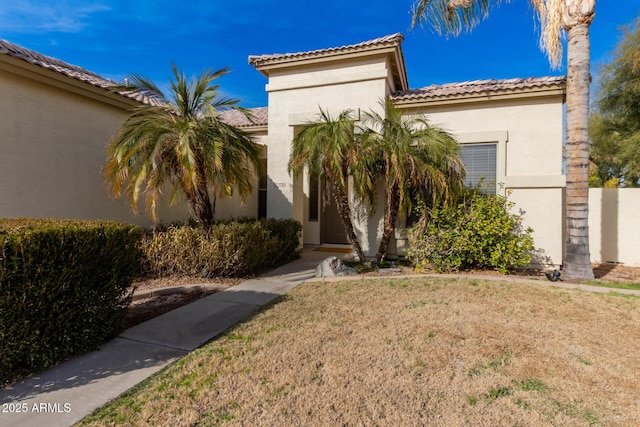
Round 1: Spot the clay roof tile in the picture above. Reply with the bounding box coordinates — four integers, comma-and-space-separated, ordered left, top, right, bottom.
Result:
0, 39, 156, 105
218, 107, 268, 128
248, 33, 404, 67
392, 76, 566, 102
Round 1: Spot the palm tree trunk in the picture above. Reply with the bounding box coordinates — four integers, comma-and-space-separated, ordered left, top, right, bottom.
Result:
332, 182, 367, 263
374, 182, 401, 265
189, 185, 214, 231
182, 185, 214, 231
563, 21, 594, 280
181, 161, 215, 231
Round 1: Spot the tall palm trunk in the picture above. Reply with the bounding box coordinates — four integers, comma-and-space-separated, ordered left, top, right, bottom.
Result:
374, 182, 401, 265
331, 181, 367, 263
563, 20, 594, 280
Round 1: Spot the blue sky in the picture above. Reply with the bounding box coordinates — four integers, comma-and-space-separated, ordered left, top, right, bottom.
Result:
1, 1, 639, 108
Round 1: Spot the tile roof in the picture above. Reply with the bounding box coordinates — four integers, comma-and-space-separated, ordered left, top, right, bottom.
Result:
0, 39, 265, 123
0, 39, 150, 104
218, 107, 268, 128
392, 76, 566, 102
249, 33, 404, 67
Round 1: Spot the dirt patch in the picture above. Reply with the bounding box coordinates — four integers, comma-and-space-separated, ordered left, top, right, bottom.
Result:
124, 292, 215, 329
84, 277, 640, 426
592, 263, 640, 283
124, 276, 241, 328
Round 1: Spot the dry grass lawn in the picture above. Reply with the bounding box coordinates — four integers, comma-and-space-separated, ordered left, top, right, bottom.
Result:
80, 277, 640, 426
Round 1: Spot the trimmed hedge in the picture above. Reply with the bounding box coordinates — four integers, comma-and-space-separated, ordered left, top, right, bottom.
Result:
141, 218, 302, 277
0, 219, 140, 386
407, 190, 534, 273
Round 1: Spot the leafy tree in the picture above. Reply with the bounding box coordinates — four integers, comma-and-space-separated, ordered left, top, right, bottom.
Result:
590, 17, 640, 187
104, 65, 262, 230
359, 98, 465, 265
411, 0, 596, 279
588, 113, 629, 187
288, 109, 370, 262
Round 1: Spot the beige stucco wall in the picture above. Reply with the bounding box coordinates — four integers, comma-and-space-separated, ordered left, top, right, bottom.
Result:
406, 97, 564, 179
0, 65, 257, 227
588, 188, 640, 266
213, 133, 265, 220
399, 96, 566, 266
262, 55, 391, 252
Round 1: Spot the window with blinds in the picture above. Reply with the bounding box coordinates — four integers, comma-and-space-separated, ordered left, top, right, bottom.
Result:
460, 143, 497, 195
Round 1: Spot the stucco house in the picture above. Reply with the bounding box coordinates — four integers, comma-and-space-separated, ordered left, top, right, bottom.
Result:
0, 39, 257, 226
243, 34, 566, 265
0, 34, 567, 265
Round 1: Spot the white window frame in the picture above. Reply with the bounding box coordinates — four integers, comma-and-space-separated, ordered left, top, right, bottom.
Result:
456, 130, 508, 196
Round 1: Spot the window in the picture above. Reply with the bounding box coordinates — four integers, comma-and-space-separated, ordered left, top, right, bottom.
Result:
405, 139, 500, 229
258, 157, 267, 219
308, 172, 319, 222
460, 143, 497, 195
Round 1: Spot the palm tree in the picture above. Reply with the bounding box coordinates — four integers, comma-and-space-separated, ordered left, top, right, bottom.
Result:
288, 109, 371, 262
104, 64, 263, 230
360, 98, 465, 265
411, 0, 596, 279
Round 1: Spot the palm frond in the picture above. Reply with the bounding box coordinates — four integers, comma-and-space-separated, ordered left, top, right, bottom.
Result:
411, 0, 503, 35
361, 97, 465, 214
412, 0, 565, 69
104, 63, 260, 227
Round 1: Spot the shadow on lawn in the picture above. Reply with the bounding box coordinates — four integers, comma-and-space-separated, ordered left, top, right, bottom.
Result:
0, 288, 290, 404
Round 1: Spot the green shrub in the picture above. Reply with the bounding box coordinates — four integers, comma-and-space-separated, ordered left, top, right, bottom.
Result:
140, 218, 301, 278
0, 219, 140, 386
407, 189, 534, 273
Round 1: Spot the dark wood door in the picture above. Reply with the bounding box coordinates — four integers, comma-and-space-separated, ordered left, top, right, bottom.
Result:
322, 186, 349, 244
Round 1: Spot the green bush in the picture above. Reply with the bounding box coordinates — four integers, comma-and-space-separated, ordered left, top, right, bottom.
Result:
0, 219, 140, 386
140, 218, 301, 278
407, 190, 534, 273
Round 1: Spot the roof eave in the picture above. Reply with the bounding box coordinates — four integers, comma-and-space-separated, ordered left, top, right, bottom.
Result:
237, 124, 268, 133
251, 45, 398, 72
394, 85, 566, 109
0, 52, 143, 110
249, 33, 408, 89
390, 44, 409, 92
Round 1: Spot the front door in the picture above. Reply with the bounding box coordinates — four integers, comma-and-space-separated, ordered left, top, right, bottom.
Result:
322, 186, 349, 244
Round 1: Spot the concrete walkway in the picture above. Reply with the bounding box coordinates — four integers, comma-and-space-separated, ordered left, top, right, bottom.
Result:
0, 248, 334, 427
2, 248, 638, 427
